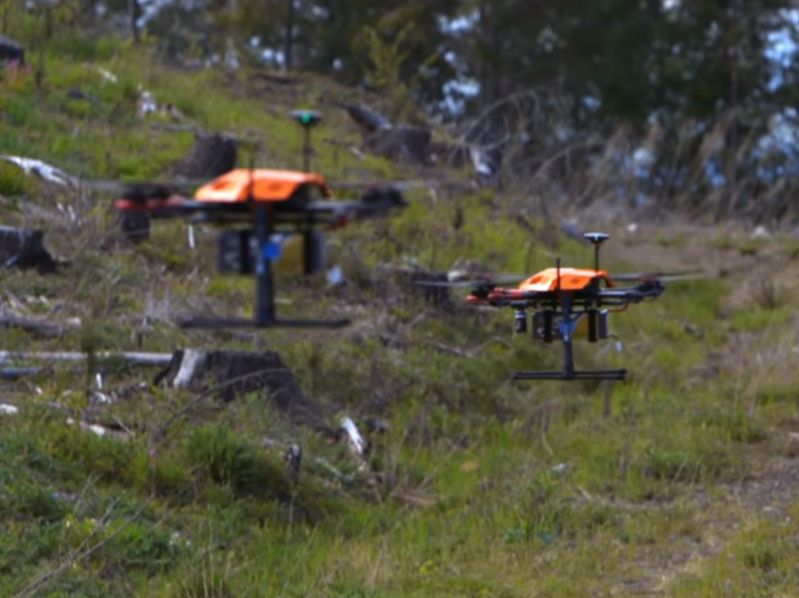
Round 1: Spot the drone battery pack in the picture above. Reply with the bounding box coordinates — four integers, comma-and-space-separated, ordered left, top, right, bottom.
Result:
218, 230, 253, 274
598, 309, 609, 340
532, 311, 555, 342
302, 230, 326, 275
587, 309, 610, 342
217, 229, 326, 275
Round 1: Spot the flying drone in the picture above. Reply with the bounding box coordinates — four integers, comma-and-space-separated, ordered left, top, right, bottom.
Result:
114, 110, 406, 329
425, 232, 693, 381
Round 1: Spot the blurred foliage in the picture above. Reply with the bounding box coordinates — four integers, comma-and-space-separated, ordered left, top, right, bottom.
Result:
7, 0, 799, 221
6, 0, 791, 123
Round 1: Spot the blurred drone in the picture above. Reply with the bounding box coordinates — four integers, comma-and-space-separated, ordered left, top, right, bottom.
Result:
114, 110, 406, 329
423, 232, 697, 381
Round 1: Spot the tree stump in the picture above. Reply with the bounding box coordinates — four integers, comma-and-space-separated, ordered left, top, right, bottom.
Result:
365, 125, 431, 166
174, 134, 237, 178
166, 349, 322, 426
0, 226, 56, 273
0, 35, 24, 66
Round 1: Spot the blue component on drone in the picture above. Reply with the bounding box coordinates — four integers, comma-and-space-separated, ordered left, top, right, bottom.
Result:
263, 240, 283, 262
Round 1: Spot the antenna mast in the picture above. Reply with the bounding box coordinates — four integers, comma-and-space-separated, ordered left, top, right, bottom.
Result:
583, 232, 610, 272
291, 109, 322, 172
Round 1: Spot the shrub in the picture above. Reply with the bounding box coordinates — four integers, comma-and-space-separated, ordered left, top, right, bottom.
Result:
183, 425, 290, 499
0, 161, 32, 196
642, 445, 728, 483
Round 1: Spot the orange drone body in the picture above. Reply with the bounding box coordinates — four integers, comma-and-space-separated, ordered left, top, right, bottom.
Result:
466, 268, 614, 305
517, 267, 613, 292
194, 169, 332, 203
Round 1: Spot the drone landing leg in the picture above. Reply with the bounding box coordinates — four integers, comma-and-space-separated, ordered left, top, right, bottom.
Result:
562, 320, 575, 378
513, 369, 627, 381
513, 299, 626, 381
254, 203, 277, 326
181, 205, 349, 330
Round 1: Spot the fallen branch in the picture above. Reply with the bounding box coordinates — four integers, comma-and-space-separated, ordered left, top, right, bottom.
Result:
1, 155, 77, 187
339, 416, 368, 457
313, 457, 356, 485
0, 351, 173, 367
0, 367, 47, 380
428, 341, 473, 358
427, 336, 512, 359
0, 314, 71, 337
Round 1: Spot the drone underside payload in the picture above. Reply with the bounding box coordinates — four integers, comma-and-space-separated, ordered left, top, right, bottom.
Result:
510, 294, 627, 382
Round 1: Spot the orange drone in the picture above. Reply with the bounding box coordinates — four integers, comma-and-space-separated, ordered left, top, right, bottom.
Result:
425, 232, 692, 381
114, 110, 406, 329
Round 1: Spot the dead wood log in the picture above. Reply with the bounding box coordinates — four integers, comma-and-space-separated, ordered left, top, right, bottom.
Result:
337, 101, 392, 134
1, 367, 45, 380
431, 141, 470, 169
339, 417, 367, 456
0, 351, 173, 367
364, 125, 431, 166
249, 71, 298, 86
0, 313, 70, 337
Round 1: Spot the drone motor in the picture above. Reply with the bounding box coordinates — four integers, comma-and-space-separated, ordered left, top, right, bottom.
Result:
587, 309, 610, 342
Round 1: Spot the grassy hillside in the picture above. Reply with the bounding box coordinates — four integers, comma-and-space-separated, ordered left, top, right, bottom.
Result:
2, 18, 799, 597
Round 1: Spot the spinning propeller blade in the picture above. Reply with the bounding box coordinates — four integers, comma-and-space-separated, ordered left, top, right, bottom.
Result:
413, 274, 524, 289
611, 271, 704, 283
330, 178, 468, 192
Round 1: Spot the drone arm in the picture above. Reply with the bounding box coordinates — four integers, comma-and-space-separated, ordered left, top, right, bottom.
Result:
301, 191, 406, 225
597, 281, 665, 305
115, 196, 240, 218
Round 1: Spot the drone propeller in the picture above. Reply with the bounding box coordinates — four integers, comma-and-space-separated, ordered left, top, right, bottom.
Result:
413, 274, 524, 289
0, 155, 204, 195
611, 271, 704, 283
329, 178, 469, 192
114, 181, 178, 202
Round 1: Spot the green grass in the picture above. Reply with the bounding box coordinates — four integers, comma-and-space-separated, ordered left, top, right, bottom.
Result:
672, 511, 799, 596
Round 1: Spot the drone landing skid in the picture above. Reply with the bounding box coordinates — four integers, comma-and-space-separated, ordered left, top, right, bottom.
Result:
513, 369, 627, 381
179, 316, 350, 330
178, 204, 351, 332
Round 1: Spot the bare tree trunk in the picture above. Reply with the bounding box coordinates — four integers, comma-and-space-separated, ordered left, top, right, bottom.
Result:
129, 0, 140, 44
284, 0, 294, 69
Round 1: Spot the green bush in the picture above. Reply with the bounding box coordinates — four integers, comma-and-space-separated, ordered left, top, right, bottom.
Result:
101, 521, 181, 571
149, 454, 192, 500
642, 445, 728, 482
177, 558, 234, 598
46, 424, 148, 487
183, 425, 290, 498
0, 161, 31, 196
756, 383, 798, 405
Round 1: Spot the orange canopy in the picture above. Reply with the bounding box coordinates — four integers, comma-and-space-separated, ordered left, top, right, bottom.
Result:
194, 169, 331, 203
517, 267, 611, 292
